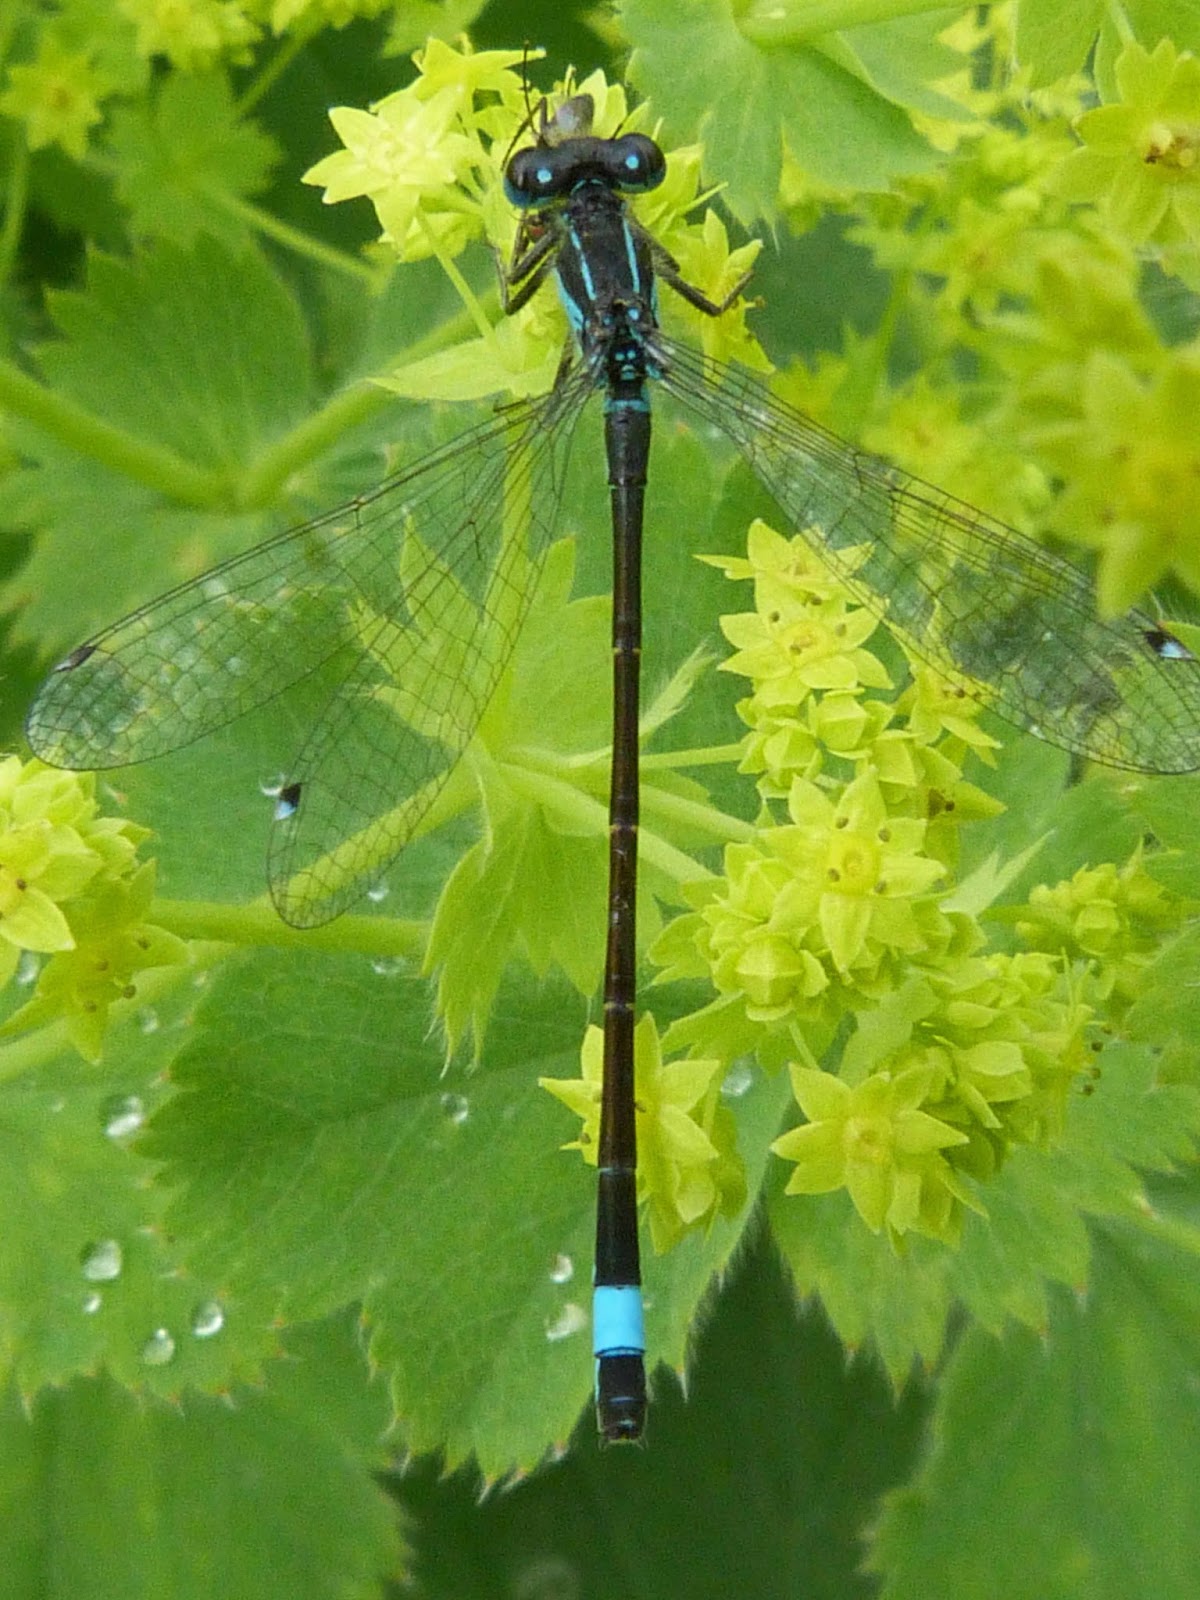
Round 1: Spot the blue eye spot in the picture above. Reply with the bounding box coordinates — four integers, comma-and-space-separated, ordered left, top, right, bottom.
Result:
624, 154, 641, 172
536, 167, 553, 186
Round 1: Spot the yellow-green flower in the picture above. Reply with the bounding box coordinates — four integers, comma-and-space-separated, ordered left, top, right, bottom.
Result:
772, 1061, 970, 1239
1053, 39, 1200, 249
302, 41, 536, 263
675, 841, 829, 1022
1037, 344, 1200, 613
0, 38, 106, 159
118, 0, 258, 71
896, 950, 1096, 1151
719, 581, 889, 709
770, 771, 946, 976
896, 661, 1001, 757
0, 759, 146, 984
304, 84, 479, 251
1017, 848, 1183, 1004
268, 0, 388, 33
661, 205, 765, 369
540, 1016, 745, 1252
2, 862, 189, 1062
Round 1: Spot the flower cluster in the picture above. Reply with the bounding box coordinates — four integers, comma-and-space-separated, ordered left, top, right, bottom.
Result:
1014, 849, 1186, 1008
640, 519, 1159, 1246
779, 23, 1200, 623
0, 0, 402, 161
118, 0, 259, 72
0, 759, 187, 1061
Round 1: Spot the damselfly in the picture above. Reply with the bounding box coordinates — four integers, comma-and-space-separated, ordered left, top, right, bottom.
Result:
25, 93, 1200, 1443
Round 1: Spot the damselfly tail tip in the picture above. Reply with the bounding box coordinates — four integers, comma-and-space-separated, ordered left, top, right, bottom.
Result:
595, 1353, 647, 1445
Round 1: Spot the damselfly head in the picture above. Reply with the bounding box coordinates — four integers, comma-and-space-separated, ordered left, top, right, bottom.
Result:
505, 106, 665, 209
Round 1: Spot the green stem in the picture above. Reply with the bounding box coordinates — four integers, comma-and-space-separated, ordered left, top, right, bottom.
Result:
236, 21, 318, 116
0, 357, 227, 503
641, 742, 747, 770
206, 188, 381, 285
235, 379, 393, 509
236, 292, 485, 509
640, 783, 756, 845
151, 898, 426, 957
1104, 0, 1136, 46
414, 204, 499, 346
497, 761, 726, 881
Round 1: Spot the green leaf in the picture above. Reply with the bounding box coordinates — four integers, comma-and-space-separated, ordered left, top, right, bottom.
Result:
0, 979, 281, 1400
0, 1326, 401, 1599
39, 238, 312, 468
0, 236, 315, 649
105, 71, 280, 247
425, 520, 729, 1053
621, 0, 942, 220
1015, 0, 1107, 87
137, 947, 782, 1474
1093, 0, 1200, 95
397, 1231, 929, 1596
146, 948, 597, 1473
769, 1181, 956, 1383
1127, 924, 1200, 1071
870, 1206, 1200, 1599
427, 806, 608, 1052
384, 0, 490, 56
770, 1039, 1200, 1381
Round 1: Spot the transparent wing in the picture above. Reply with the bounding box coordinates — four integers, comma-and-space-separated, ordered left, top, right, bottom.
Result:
657, 335, 1200, 774
28, 366, 594, 925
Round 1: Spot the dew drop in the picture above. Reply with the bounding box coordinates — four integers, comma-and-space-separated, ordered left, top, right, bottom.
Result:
366, 881, 390, 904
80, 1239, 123, 1282
549, 1252, 574, 1284
82, 1291, 102, 1315
137, 1008, 159, 1035
190, 1300, 225, 1339
545, 1303, 587, 1343
440, 1092, 470, 1126
15, 949, 40, 987
259, 773, 287, 798
101, 1094, 145, 1139
370, 956, 404, 977
141, 1327, 176, 1366
721, 1060, 754, 1099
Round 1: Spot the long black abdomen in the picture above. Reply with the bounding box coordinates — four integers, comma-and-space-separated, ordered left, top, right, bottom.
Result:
593, 386, 651, 1442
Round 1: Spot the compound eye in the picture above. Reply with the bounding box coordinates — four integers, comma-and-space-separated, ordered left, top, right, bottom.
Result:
607, 134, 666, 193
504, 146, 567, 208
